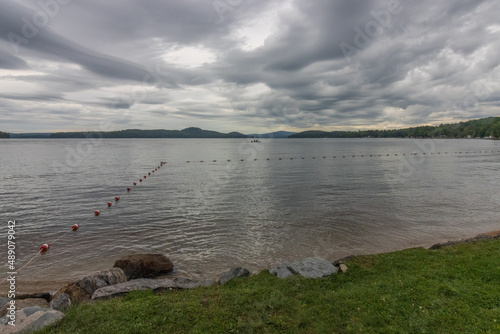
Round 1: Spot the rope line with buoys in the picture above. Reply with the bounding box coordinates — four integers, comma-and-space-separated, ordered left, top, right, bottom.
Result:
0, 161, 168, 284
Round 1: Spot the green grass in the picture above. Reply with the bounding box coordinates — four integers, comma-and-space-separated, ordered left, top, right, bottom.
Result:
38, 239, 500, 333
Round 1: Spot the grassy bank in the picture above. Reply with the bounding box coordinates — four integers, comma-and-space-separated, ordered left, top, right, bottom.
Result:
39, 238, 500, 333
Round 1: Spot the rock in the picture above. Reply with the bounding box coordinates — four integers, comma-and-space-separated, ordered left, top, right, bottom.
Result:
49, 293, 71, 312
76, 268, 127, 296
268, 262, 294, 279
0, 297, 11, 309
287, 257, 338, 278
339, 264, 348, 273
56, 282, 90, 304
218, 267, 250, 285
0, 306, 64, 334
91, 278, 214, 300
113, 254, 174, 280
0, 298, 49, 318
332, 255, 358, 265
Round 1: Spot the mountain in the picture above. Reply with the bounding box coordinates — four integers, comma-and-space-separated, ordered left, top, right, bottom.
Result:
49, 127, 248, 139
247, 131, 296, 138
9, 133, 51, 138
290, 117, 500, 139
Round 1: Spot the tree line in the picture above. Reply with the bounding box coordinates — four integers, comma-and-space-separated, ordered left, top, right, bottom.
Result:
290, 117, 500, 138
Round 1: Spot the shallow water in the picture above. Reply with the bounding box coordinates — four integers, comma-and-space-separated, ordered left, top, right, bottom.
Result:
1, 138, 499, 293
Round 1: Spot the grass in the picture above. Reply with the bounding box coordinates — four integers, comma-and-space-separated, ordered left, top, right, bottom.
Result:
38, 238, 500, 333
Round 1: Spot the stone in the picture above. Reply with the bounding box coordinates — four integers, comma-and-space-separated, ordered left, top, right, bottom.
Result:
268, 262, 294, 279
339, 264, 348, 273
49, 293, 71, 312
0, 298, 49, 318
113, 254, 174, 280
0, 297, 11, 309
218, 267, 250, 285
0, 306, 63, 334
56, 282, 90, 304
76, 268, 127, 296
91, 278, 214, 300
287, 257, 338, 278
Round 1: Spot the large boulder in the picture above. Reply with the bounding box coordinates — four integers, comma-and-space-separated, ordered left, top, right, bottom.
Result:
50, 293, 71, 312
113, 254, 174, 280
218, 267, 250, 285
56, 282, 91, 304
76, 268, 127, 296
0, 298, 49, 318
287, 257, 338, 278
269, 257, 338, 279
91, 278, 214, 300
0, 306, 63, 334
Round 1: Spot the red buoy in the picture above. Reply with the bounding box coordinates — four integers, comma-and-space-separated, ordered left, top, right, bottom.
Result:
72, 224, 79, 231
144, 176, 146, 179
40, 243, 50, 252
139, 179, 142, 182
115, 196, 120, 201
148, 172, 151, 176
107, 202, 112, 207
155, 168, 157, 171
94, 210, 100, 216
134, 182, 137, 186
127, 187, 131, 191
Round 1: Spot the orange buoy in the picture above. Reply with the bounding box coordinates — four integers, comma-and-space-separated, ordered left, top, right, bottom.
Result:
40, 243, 50, 252
94, 210, 100, 216
72, 224, 79, 231
127, 187, 131, 191
115, 196, 120, 201
107, 202, 112, 207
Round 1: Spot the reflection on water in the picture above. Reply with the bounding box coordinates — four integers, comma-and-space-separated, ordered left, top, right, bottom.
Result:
0, 138, 499, 292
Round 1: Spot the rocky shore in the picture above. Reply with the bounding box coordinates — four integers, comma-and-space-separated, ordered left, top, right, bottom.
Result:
1, 230, 499, 333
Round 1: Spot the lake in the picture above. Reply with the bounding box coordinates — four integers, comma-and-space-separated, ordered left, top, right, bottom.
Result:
1, 138, 499, 293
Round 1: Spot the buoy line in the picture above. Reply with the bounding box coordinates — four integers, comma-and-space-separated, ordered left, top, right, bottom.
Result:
0, 161, 168, 284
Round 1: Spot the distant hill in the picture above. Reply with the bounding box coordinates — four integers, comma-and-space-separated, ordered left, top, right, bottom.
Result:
248, 131, 296, 138
9, 133, 51, 138
0, 131, 10, 138
290, 117, 500, 139
49, 127, 248, 139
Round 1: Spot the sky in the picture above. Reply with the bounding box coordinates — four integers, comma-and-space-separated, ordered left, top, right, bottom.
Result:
0, 0, 499, 134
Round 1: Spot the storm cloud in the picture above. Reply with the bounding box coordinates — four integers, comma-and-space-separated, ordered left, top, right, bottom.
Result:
0, 0, 499, 133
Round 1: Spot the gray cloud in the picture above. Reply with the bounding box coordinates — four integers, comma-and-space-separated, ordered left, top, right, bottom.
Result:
0, 0, 499, 133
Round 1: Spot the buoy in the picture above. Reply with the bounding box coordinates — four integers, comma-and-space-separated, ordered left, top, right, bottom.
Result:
115, 196, 120, 201
213, 160, 217, 162
333, 156, 336, 158
241, 159, 244, 161
107, 202, 112, 207
127, 187, 131, 191
72, 224, 79, 231
302, 157, 304, 159
290, 158, 293, 160
323, 156, 326, 159
227, 160, 231, 162
148, 172, 151, 175
40, 243, 49, 252
279, 158, 282, 160
200, 160, 204, 163
312, 157, 315, 159
94, 210, 100, 216
187, 161, 190, 163
133, 182, 137, 186
139, 179, 142, 182
155, 168, 157, 171
267, 158, 270, 160
144, 176, 146, 179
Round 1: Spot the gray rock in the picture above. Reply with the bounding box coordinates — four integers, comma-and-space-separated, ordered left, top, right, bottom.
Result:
0, 306, 63, 334
268, 263, 294, 279
113, 254, 174, 280
218, 267, 250, 285
76, 268, 127, 295
91, 278, 214, 300
49, 293, 71, 312
287, 257, 338, 278
0, 298, 49, 318
0, 297, 11, 309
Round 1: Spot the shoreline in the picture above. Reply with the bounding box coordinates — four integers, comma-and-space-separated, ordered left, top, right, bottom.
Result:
2, 229, 499, 298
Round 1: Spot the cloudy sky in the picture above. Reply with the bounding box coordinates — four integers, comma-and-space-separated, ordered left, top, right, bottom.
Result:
0, 0, 499, 134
